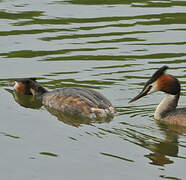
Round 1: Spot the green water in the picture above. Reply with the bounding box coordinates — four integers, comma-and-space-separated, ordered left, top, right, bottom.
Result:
1, 0, 186, 179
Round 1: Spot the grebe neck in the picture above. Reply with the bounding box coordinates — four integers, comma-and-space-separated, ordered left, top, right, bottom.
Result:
154, 93, 180, 120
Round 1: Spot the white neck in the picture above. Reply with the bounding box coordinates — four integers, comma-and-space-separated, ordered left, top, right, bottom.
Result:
154, 94, 179, 120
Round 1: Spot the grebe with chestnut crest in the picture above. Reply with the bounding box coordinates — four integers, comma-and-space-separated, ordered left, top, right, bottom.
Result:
129, 66, 186, 126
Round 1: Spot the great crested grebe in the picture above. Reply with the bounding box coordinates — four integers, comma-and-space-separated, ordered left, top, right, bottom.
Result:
13, 78, 115, 119
129, 65, 186, 126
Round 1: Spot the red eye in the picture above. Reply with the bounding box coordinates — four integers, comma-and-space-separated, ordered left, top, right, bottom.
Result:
148, 85, 152, 90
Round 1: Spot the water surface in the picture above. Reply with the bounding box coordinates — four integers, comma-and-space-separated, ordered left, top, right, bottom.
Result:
1, 0, 186, 179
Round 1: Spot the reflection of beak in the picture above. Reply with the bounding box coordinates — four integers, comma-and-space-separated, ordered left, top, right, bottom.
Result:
129, 86, 151, 103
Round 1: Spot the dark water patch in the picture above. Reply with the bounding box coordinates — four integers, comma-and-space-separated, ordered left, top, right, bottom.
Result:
124, 75, 152, 81
14, 16, 134, 26
40, 32, 129, 41
43, 78, 115, 89
132, 1, 172, 8
134, 49, 147, 52
0, 10, 43, 20
93, 64, 141, 69
136, 13, 186, 26
0, 132, 20, 139
92, 132, 104, 138
0, 47, 116, 58
0, 28, 73, 36
3, 10, 186, 29
131, 42, 186, 46
44, 71, 79, 77
116, 104, 154, 117
69, 137, 78, 141
100, 152, 134, 162
40, 30, 164, 42
14, 16, 132, 26
169, 28, 186, 31
160, 175, 182, 180
129, 53, 186, 60
13, 17, 72, 26
93, 69, 143, 76
29, 157, 36, 160
99, 127, 163, 148
101, 126, 180, 166
15, 12, 182, 28
45, 53, 186, 62
45, 55, 133, 61
52, 13, 186, 26
64, 0, 158, 5
39, 152, 59, 157
119, 121, 153, 131
132, 0, 186, 8
73, 23, 134, 31
71, 22, 163, 32
87, 37, 145, 44
149, 59, 186, 65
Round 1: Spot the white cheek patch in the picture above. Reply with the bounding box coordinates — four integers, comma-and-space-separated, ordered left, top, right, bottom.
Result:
148, 82, 158, 94
13, 81, 19, 90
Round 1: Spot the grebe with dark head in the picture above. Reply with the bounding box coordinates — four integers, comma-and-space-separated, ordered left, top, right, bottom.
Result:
13, 78, 115, 119
129, 66, 186, 126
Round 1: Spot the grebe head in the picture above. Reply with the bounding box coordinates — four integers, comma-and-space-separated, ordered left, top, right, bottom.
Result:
14, 78, 47, 96
129, 66, 181, 103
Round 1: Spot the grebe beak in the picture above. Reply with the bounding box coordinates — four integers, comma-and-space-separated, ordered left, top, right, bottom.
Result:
129, 85, 152, 103
129, 65, 170, 103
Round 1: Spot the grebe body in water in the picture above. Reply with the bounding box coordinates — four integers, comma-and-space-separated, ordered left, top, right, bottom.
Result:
14, 78, 115, 119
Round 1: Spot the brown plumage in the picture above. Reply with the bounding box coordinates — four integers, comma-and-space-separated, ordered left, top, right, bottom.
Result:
13, 78, 115, 119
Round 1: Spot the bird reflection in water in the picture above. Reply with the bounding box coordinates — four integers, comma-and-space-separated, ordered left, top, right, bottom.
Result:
145, 124, 179, 166
117, 106, 185, 166
146, 121, 186, 166
6, 89, 42, 109
140, 120, 186, 166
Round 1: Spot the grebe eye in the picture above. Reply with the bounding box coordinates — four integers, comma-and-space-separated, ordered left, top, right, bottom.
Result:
148, 85, 152, 89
